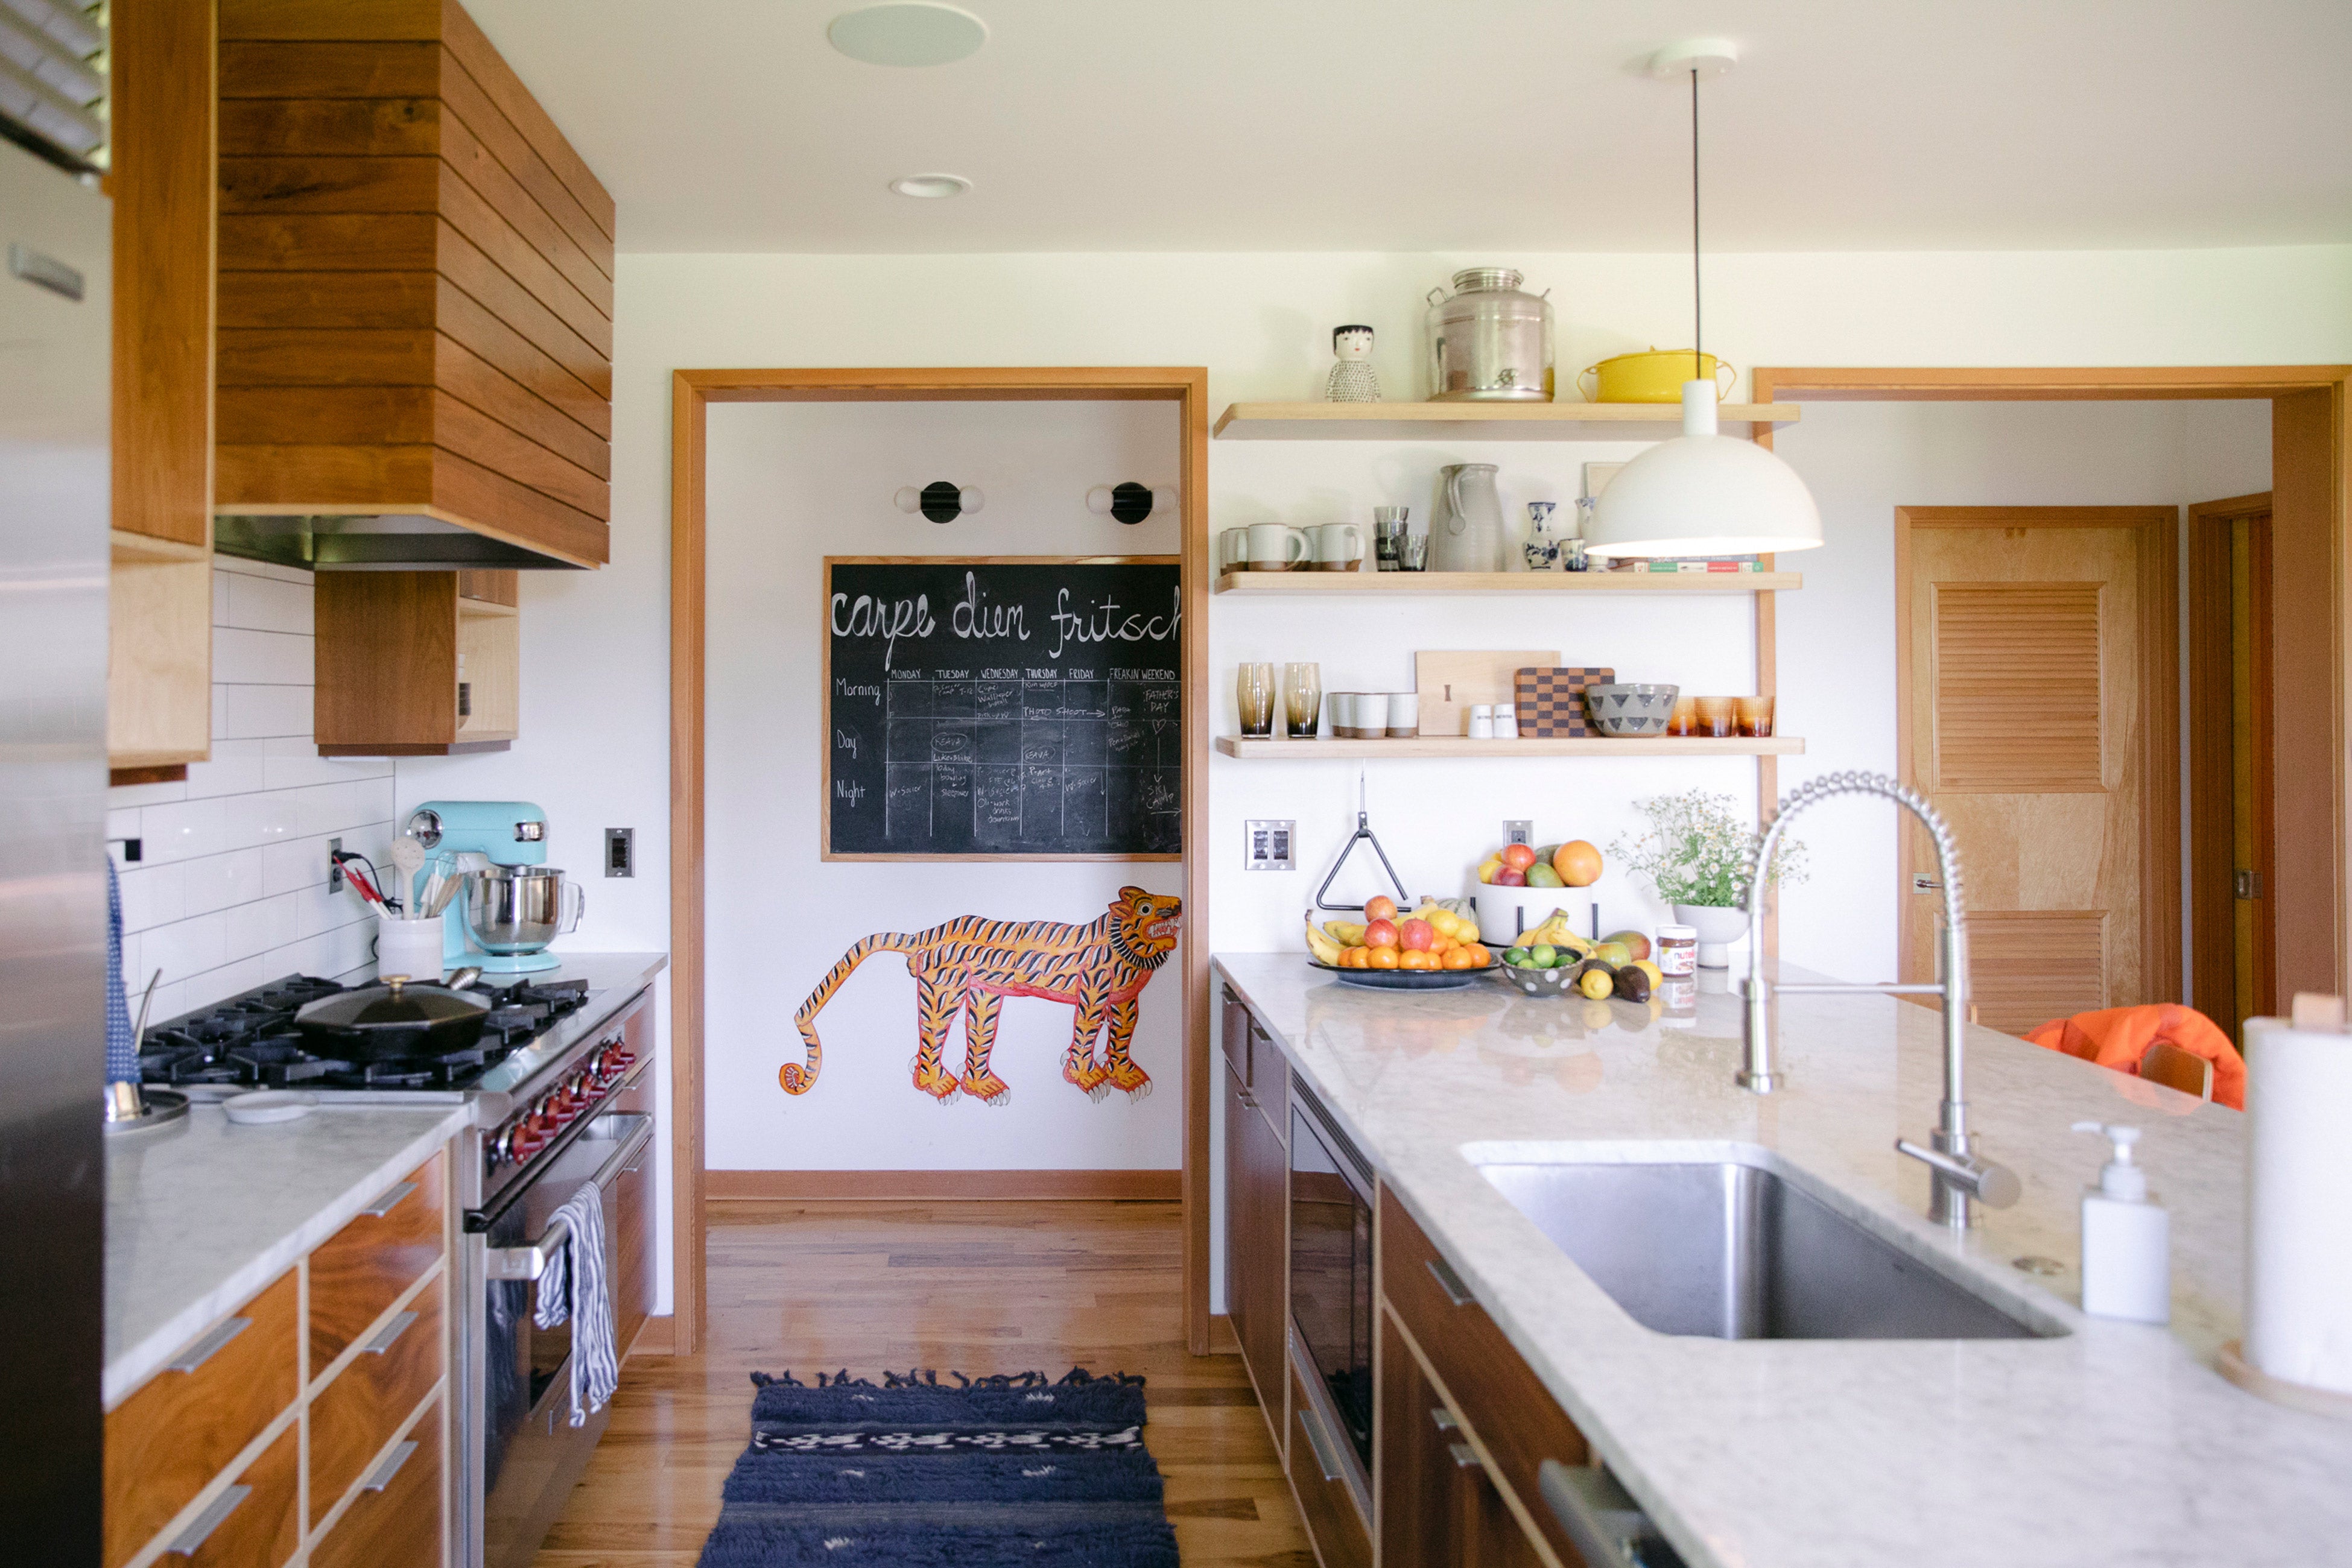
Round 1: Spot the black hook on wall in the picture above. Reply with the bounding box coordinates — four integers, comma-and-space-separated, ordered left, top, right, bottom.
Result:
1086, 482, 1177, 525
895, 482, 986, 524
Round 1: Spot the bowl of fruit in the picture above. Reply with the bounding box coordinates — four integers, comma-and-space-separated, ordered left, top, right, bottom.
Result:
1305, 897, 1497, 990
1500, 924, 1663, 1004
1472, 839, 1603, 948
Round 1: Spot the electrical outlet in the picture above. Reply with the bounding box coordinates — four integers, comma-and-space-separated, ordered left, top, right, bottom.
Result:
328, 836, 344, 893
606, 827, 635, 877
1244, 820, 1296, 871
1504, 820, 1533, 847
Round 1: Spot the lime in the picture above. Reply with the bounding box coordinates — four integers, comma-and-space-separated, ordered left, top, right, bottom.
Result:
1504, 946, 1531, 967
1528, 943, 1557, 968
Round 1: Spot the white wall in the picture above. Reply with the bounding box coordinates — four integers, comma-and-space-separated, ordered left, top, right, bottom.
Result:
416, 240, 2350, 1315
699, 399, 1185, 1172
108, 560, 392, 1020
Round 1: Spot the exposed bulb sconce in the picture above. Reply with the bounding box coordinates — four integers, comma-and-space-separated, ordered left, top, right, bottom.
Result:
894, 481, 984, 523
1086, 482, 1178, 525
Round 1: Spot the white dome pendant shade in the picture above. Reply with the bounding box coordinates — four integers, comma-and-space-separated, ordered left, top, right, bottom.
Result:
1585, 379, 1823, 560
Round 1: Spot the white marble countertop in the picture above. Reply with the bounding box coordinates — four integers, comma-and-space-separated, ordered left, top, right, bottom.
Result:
104, 952, 667, 1408
1212, 952, 2352, 1568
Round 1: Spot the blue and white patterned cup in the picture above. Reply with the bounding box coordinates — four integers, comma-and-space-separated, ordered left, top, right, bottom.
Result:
1523, 501, 1562, 571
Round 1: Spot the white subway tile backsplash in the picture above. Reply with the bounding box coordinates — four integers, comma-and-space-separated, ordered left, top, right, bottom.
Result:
184, 847, 265, 917
220, 892, 300, 964
217, 684, 313, 741
117, 860, 186, 934
223, 571, 314, 636
107, 806, 142, 847
211, 569, 231, 625
139, 796, 227, 864
182, 739, 271, 800
213, 627, 312, 686
144, 911, 226, 979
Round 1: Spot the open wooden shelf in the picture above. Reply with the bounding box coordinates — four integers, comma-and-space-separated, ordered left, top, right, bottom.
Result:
1216, 735, 1804, 759
1212, 400, 1801, 441
1214, 569, 1799, 596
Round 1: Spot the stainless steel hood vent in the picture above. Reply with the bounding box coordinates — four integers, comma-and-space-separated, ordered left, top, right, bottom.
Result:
214, 514, 592, 572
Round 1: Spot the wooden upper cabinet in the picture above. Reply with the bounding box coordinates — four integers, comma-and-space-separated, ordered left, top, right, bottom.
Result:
214, 0, 612, 570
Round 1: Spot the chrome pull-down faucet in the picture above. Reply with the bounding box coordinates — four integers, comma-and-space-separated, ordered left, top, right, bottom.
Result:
1737, 771, 2019, 1230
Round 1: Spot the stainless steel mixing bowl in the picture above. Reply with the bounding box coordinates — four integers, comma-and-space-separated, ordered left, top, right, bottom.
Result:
463, 865, 582, 955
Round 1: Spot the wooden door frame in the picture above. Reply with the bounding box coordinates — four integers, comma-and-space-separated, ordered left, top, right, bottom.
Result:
1892, 506, 2181, 1009
1756, 365, 2352, 1001
668, 367, 1214, 1357
2187, 492, 2277, 1037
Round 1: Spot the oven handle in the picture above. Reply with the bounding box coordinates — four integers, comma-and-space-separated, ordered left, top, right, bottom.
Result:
483, 1115, 655, 1282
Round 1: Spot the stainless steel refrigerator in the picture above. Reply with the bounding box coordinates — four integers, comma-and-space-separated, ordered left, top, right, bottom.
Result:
0, 125, 110, 1560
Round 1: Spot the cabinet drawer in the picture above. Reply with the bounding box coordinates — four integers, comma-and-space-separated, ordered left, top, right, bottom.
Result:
310, 1273, 445, 1527
104, 1269, 299, 1568
1287, 1357, 1371, 1568
312, 1398, 443, 1568
310, 1152, 446, 1374
610, 1130, 656, 1356
1380, 1187, 1590, 1567
164, 1420, 301, 1568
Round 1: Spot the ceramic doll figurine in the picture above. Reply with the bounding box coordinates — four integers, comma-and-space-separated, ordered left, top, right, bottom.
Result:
1323, 324, 1381, 402
1523, 500, 1564, 571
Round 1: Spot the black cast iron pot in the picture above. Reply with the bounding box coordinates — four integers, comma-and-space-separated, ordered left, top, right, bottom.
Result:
293, 968, 488, 1059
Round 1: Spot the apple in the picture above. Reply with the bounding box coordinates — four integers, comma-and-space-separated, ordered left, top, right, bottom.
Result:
1494, 867, 1526, 887
1400, 918, 1434, 952
1365, 894, 1398, 923
1499, 843, 1538, 873
1363, 918, 1399, 948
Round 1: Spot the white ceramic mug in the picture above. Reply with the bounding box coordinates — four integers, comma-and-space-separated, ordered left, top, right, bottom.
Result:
1354, 692, 1390, 737
376, 912, 446, 981
1311, 522, 1363, 572
1246, 523, 1309, 572
1219, 528, 1251, 572
1386, 692, 1419, 737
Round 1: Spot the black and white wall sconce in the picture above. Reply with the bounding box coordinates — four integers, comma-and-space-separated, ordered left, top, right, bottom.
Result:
1086, 482, 1178, 525
895, 482, 985, 523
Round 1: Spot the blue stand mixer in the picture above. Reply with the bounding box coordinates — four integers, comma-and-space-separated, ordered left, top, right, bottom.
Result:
400, 800, 582, 976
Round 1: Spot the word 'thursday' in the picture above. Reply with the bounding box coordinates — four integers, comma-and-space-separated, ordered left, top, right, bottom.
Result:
829, 571, 1182, 668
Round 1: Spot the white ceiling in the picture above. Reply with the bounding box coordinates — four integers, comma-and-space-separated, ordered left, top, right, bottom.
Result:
468, 0, 2352, 255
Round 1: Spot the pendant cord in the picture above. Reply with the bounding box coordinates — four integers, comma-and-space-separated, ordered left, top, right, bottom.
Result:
1691, 66, 1702, 377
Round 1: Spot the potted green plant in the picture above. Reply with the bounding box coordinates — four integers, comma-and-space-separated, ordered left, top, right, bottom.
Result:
1611, 790, 1807, 967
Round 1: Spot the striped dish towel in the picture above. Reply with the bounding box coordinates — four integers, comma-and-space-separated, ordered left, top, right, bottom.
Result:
533, 1181, 619, 1426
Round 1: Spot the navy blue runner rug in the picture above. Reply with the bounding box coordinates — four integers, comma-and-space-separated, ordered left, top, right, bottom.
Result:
696, 1368, 1181, 1567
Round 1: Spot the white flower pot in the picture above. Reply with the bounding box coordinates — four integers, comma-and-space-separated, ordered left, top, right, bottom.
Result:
1673, 903, 1749, 969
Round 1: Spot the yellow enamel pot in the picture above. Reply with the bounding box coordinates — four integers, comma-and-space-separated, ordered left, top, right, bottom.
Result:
1578, 349, 1736, 404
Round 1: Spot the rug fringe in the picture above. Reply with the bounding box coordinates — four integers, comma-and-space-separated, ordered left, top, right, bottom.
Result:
747, 1366, 1146, 1391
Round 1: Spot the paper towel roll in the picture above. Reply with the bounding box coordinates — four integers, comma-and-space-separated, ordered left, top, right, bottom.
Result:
2243, 1016, 2352, 1395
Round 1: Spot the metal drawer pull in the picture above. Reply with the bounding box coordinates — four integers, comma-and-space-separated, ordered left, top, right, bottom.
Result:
164, 1484, 250, 1555
360, 1180, 419, 1219
166, 1316, 252, 1376
1296, 1403, 1346, 1485
361, 1439, 419, 1494
1430, 1405, 1459, 1433
487, 1215, 571, 1282
1539, 1459, 1687, 1568
1448, 1441, 1482, 1472
359, 1310, 419, 1356
1425, 1256, 1475, 1307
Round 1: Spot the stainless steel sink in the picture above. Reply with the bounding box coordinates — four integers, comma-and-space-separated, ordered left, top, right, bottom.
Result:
1477, 1156, 2061, 1340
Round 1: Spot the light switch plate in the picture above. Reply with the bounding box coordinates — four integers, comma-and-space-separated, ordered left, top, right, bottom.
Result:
1504, 820, 1533, 847
606, 827, 635, 877
1244, 820, 1295, 871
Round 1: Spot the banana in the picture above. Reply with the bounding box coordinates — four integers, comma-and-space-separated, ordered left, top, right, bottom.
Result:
1325, 920, 1367, 946
1304, 922, 1344, 966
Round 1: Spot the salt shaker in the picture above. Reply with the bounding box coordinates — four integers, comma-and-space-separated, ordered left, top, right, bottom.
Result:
1467, 704, 1497, 740
1493, 706, 1519, 739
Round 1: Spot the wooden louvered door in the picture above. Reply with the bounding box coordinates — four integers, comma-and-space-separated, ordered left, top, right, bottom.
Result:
1896, 508, 2180, 1034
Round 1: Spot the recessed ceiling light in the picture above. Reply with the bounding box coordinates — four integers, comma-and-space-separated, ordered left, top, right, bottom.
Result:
828, 3, 986, 68
890, 173, 971, 200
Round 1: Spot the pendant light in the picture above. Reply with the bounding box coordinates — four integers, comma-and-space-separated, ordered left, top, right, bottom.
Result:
1586, 42, 1822, 561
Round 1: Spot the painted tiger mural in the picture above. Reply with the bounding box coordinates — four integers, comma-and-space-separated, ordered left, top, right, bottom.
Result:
785, 887, 1181, 1107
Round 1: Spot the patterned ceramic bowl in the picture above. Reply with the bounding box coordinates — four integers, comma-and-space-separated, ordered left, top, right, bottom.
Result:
1583, 683, 1680, 738
1498, 962, 1579, 997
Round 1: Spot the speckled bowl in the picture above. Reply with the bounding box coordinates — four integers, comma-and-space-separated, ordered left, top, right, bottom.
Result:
1583, 683, 1679, 738
1498, 961, 1580, 997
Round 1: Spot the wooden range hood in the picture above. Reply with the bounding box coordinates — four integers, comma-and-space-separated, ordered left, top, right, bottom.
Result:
213, 0, 610, 572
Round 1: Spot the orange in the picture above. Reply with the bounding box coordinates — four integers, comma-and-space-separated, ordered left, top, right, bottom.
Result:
1441, 947, 1475, 970
1367, 947, 1399, 970
1343, 947, 1371, 969
1553, 840, 1603, 888
1463, 943, 1492, 967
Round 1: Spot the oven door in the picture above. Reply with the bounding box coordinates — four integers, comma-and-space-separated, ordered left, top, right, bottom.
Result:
1289, 1091, 1374, 1479
476, 1109, 652, 1568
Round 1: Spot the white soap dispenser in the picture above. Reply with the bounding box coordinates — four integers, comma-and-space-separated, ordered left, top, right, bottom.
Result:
2073, 1121, 2170, 1324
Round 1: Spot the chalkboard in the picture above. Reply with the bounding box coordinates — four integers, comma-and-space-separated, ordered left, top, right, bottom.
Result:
823, 557, 1184, 860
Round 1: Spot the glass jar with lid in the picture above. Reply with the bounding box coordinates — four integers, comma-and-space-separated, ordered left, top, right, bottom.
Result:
1424, 267, 1555, 401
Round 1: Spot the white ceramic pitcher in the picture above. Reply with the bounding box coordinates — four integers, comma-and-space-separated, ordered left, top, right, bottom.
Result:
1433, 463, 1505, 572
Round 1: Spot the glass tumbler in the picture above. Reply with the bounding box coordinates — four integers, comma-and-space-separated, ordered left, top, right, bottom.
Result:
1735, 695, 1777, 738
1667, 696, 1701, 736
1284, 663, 1322, 739
1692, 696, 1736, 738
1237, 663, 1276, 737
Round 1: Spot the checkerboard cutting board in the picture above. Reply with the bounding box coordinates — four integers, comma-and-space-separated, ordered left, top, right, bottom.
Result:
1514, 666, 1616, 738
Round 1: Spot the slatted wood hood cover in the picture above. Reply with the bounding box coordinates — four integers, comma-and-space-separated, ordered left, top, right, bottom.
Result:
215, 0, 612, 569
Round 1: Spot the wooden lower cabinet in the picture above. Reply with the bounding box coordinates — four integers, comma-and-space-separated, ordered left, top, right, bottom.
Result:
312, 1400, 444, 1568
310, 1274, 445, 1528
1289, 1358, 1374, 1568
1380, 1307, 1549, 1568
1224, 1051, 1288, 1426
173, 1421, 302, 1568
610, 1125, 657, 1354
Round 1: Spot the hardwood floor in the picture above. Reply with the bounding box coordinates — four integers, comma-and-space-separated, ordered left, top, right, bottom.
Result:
533, 1199, 1313, 1567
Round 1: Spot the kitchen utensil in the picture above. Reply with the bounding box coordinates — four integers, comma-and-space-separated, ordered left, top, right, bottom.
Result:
1585, 683, 1681, 738
1735, 695, 1777, 737
1415, 649, 1559, 741
1372, 508, 1409, 571
1514, 666, 1616, 738
1384, 692, 1419, 738
1425, 267, 1554, 401
1579, 349, 1736, 404
1396, 533, 1430, 571
386, 835, 428, 882
1468, 704, 1497, 740
293, 972, 492, 1058
464, 865, 584, 959
1432, 463, 1506, 572
1246, 523, 1308, 571
1310, 522, 1363, 571
1283, 663, 1322, 739
417, 856, 464, 919
377, 911, 447, 980
223, 1090, 318, 1125
1692, 696, 1737, 738
1237, 663, 1276, 736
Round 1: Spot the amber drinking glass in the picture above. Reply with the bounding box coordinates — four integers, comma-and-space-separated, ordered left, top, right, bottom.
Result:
1284, 663, 1322, 739
1666, 696, 1701, 737
1692, 696, 1736, 738
1237, 663, 1276, 737
1735, 695, 1777, 738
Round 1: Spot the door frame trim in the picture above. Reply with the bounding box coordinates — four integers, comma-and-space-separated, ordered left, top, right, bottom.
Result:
2186, 492, 2277, 1038
668, 367, 1214, 1356
1892, 504, 2182, 1012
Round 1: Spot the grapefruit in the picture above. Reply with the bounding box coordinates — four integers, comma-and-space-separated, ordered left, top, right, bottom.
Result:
1554, 841, 1603, 887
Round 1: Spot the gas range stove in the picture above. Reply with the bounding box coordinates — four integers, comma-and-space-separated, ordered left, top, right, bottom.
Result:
138, 973, 597, 1093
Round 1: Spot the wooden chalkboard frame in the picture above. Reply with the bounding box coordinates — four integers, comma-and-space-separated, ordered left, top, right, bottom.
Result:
821, 554, 1184, 863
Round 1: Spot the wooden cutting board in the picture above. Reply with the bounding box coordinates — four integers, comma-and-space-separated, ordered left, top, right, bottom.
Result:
1415, 650, 1560, 738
